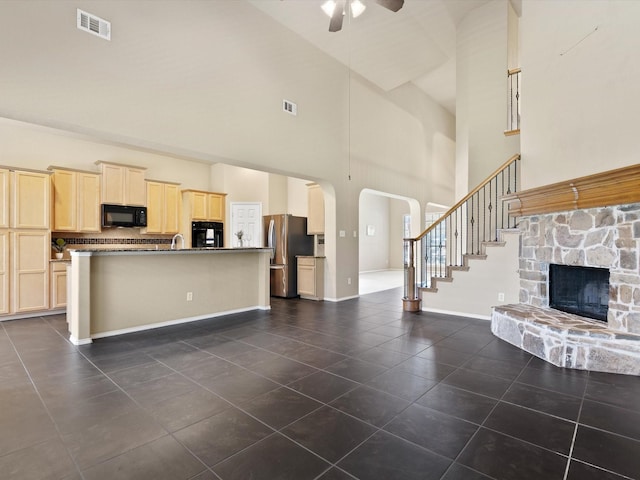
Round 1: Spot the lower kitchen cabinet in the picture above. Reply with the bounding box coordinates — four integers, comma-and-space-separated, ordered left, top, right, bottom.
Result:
297, 256, 324, 301
0, 231, 8, 314
12, 230, 49, 313
50, 261, 68, 309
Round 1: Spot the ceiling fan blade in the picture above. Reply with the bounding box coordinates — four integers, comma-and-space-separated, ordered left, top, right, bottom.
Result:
376, 0, 404, 12
329, 0, 346, 32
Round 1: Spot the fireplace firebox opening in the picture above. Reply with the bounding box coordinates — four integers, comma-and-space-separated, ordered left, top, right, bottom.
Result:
549, 264, 610, 322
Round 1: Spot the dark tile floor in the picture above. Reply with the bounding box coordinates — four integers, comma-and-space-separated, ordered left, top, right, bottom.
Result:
1, 287, 640, 479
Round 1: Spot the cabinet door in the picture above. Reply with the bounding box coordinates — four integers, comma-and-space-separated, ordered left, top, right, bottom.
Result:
52, 170, 77, 231
13, 171, 50, 229
0, 231, 8, 314
297, 263, 316, 296
190, 192, 207, 220
50, 265, 67, 309
0, 169, 9, 228
101, 164, 125, 204
12, 231, 49, 312
78, 173, 101, 232
207, 194, 224, 221
125, 167, 146, 206
307, 184, 324, 234
144, 182, 164, 233
163, 184, 180, 234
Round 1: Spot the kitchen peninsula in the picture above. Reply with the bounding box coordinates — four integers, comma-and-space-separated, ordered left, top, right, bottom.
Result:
67, 247, 271, 345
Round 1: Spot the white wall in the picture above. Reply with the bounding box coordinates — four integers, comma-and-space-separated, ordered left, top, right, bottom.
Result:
388, 198, 410, 270
456, 0, 520, 195
520, 0, 640, 189
0, 118, 211, 190
359, 192, 390, 272
358, 191, 410, 272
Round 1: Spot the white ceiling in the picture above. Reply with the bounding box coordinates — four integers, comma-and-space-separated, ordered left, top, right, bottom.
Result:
248, 0, 492, 114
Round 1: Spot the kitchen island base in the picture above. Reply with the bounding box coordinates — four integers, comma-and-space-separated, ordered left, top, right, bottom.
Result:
68, 248, 271, 345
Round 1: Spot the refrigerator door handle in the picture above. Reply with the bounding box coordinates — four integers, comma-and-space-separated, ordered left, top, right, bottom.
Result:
267, 219, 275, 261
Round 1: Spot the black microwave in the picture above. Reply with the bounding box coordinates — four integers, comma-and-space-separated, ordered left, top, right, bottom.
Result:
101, 204, 147, 228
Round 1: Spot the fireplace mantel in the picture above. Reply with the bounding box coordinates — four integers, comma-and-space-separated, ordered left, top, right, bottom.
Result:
503, 163, 640, 216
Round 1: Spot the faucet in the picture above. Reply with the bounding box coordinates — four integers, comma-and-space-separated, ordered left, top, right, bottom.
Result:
171, 233, 185, 250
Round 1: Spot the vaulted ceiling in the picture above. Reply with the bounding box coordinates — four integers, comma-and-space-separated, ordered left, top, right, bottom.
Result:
248, 0, 493, 114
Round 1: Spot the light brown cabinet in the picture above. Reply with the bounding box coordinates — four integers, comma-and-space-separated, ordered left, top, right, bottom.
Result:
183, 190, 226, 222
12, 230, 49, 313
51, 168, 101, 232
50, 261, 67, 309
297, 256, 324, 301
0, 169, 9, 229
0, 231, 8, 314
1, 168, 51, 316
97, 162, 146, 206
307, 183, 324, 234
12, 170, 50, 229
142, 180, 180, 234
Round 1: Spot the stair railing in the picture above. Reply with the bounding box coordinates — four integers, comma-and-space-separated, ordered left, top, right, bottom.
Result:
403, 154, 521, 311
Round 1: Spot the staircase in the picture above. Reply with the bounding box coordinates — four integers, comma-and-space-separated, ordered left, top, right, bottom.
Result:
403, 154, 521, 316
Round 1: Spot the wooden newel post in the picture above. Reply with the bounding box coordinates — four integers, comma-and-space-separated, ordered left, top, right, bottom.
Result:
402, 238, 421, 312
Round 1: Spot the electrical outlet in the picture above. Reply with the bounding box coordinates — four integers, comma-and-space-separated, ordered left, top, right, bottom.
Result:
498, 292, 505, 302
187, 292, 193, 301
347, 277, 352, 285
339, 230, 346, 237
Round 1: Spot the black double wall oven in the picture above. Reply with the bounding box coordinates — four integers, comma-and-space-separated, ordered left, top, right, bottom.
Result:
192, 222, 224, 248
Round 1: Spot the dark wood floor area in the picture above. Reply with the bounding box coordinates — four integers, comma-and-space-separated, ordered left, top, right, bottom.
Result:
1, 288, 639, 479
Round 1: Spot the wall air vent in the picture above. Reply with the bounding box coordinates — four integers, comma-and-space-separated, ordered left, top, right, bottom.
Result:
283, 100, 297, 116
77, 9, 111, 41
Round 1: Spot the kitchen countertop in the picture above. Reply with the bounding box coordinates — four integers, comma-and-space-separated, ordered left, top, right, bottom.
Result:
69, 247, 271, 257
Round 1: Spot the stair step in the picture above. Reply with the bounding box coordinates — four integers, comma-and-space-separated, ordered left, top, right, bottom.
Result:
432, 276, 453, 283
483, 241, 506, 248
448, 265, 470, 272
420, 286, 438, 293
464, 254, 488, 260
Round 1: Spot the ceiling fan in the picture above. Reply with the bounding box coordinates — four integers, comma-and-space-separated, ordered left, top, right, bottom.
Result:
325, 0, 404, 32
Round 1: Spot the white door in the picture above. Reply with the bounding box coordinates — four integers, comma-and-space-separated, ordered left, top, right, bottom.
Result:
230, 202, 262, 247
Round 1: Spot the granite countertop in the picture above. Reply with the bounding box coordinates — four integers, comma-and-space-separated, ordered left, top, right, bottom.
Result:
69, 247, 271, 257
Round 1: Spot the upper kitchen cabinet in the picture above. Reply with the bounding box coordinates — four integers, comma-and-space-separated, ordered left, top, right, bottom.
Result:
97, 161, 146, 206
183, 190, 226, 222
11, 169, 51, 229
307, 183, 324, 234
50, 167, 101, 232
0, 168, 9, 228
142, 180, 180, 234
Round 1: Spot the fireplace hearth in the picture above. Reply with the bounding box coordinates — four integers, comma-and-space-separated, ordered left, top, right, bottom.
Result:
549, 264, 609, 322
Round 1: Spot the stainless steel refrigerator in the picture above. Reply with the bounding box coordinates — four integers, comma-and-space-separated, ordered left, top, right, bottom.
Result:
264, 214, 314, 297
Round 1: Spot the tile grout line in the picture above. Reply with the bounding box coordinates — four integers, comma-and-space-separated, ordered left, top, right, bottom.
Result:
0, 317, 87, 480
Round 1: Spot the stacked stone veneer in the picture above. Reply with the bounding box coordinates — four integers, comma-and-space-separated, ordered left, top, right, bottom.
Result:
492, 304, 640, 375
491, 203, 640, 375
518, 203, 640, 333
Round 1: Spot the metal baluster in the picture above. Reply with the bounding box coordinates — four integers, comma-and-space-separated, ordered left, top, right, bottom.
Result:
494, 177, 498, 240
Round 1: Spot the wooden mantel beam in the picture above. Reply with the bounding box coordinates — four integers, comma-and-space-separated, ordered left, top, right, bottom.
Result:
504, 163, 640, 216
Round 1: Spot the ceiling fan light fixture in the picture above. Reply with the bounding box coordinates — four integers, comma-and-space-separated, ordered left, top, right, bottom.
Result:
321, 0, 337, 17
350, 0, 366, 18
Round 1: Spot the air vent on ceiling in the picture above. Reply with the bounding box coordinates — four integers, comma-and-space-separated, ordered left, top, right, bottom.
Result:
77, 9, 111, 41
283, 100, 297, 116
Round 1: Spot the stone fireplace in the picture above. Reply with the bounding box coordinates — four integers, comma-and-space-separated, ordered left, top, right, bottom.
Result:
491, 165, 640, 375
517, 204, 640, 331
